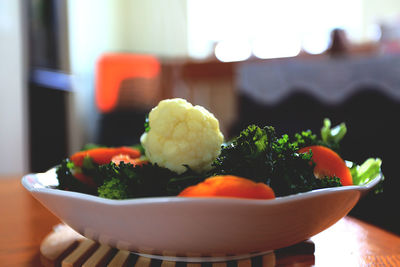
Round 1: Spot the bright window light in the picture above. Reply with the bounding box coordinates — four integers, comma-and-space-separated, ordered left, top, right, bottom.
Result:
301, 32, 331, 55
187, 0, 363, 60
214, 40, 252, 62
252, 35, 301, 59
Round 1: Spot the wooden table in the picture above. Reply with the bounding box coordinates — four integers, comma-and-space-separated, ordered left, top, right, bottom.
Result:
1, 176, 400, 266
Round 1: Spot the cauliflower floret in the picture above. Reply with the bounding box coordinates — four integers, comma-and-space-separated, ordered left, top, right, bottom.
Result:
140, 98, 224, 174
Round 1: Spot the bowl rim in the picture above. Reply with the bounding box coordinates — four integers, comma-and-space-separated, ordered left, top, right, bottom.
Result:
21, 167, 383, 207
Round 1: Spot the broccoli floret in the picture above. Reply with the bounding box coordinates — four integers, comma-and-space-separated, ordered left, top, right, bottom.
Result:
96, 162, 192, 199
167, 166, 208, 195
98, 177, 128, 199
314, 176, 342, 188
213, 124, 343, 196
293, 130, 318, 148
57, 153, 209, 200
212, 125, 276, 183
56, 159, 97, 195
292, 118, 347, 153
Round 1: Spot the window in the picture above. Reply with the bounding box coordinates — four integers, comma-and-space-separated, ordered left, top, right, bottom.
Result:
187, 0, 363, 61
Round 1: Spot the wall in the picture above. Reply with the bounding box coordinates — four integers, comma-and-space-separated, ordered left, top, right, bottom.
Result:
114, 0, 188, 56
67, 0, 117, 153
362, 0, 400, 40
67, 0, 188, 153
0, 0, 28, 175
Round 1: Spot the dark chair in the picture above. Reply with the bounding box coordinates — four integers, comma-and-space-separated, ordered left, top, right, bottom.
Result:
94, 53, 161, 146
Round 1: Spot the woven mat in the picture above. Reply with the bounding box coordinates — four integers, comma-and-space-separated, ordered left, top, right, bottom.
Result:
40, 224, 314, 267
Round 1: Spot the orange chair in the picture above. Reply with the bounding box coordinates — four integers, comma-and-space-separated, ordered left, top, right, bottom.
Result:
95, 53, 161, 113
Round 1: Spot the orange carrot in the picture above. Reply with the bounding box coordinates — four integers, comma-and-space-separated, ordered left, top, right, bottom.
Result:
298, 145, 353, 186
179, 175, 275, 199
111, 154, 148, 166
70, 147, 141, 167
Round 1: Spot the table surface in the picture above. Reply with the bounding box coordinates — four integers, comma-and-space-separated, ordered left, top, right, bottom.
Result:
1, 176, 400, 266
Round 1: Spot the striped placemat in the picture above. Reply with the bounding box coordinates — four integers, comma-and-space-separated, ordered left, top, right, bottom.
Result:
39, 224, 314, 267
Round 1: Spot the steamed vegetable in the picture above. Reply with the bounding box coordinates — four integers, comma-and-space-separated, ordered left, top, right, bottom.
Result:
178, 175, 275, 199
97, 162, 177, 199
298, 145, 353, 186
212, 125, 343, 196
350, 158, 382, 185
288, 118, 347, 153
56, 159, 97, 195
70, 147, 141, 167
57, 146, 142, 194
320, 118, 347, 152
140, 98, 224, 174
55, 105, 382, 200
111, 154, 147, 166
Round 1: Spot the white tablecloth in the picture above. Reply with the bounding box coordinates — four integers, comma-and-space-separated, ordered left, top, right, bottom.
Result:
236, 54, 400, 105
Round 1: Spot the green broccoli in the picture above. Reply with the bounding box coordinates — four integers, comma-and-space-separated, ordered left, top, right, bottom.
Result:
95, 162, 205, 199
56, 159, 97, 195
212, 124, 342, 196
98, 177, 128, 199
212, 125, 276, 183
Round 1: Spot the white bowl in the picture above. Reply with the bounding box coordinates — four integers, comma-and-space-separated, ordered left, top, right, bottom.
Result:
22, 167, 382, 261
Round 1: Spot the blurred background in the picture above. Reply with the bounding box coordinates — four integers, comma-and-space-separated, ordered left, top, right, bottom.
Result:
1, 0, 400, 234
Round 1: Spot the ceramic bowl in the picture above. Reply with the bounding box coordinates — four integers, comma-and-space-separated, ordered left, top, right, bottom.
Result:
22, 167, 382, 261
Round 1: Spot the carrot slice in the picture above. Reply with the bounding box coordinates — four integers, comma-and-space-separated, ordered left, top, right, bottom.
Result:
70, 147, 141, 167
179, 175, 275, 199
298, 145, 353, 186
111, 154, 148, 166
